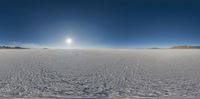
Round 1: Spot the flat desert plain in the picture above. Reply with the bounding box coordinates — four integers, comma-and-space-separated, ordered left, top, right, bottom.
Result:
0, 49, 200, 99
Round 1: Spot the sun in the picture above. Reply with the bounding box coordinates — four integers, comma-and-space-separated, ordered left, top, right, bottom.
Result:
65, 38, 72, 45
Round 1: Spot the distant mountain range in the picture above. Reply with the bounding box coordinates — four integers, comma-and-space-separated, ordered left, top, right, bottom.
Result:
0, 46, 28, 49
0, 45, 200, 49
171, 45, 200, 49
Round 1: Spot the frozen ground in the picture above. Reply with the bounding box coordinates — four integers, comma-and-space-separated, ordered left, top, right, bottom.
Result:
0, 49, 200, 99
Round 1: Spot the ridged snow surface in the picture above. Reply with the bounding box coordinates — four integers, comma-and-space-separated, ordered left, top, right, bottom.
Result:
0, 49, 200, 99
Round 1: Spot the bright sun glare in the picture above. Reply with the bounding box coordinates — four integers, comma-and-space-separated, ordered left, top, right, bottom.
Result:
65, 38, 72, 45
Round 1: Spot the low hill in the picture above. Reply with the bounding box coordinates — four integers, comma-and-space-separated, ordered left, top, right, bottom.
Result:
171, 45, 200, 49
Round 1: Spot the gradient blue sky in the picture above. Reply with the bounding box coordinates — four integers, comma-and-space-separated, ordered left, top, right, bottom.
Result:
0, 0, 200, 48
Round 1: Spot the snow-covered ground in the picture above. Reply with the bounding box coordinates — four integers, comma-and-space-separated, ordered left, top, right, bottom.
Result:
0, 49, 200, 99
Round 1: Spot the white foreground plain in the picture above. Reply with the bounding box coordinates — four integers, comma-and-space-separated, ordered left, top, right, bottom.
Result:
0, 49, 200, 99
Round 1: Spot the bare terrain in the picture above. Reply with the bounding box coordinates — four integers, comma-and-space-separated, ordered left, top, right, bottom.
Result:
0, 49, 200, 99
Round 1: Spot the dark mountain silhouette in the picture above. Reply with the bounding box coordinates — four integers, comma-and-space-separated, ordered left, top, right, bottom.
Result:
0, 46, 28, 49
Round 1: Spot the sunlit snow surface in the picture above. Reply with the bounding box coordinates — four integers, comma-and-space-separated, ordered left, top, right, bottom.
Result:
0, 49, 200, 99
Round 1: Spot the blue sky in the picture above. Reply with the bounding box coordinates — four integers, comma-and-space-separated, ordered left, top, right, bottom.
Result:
0, 0, 200, 48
